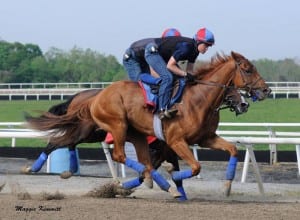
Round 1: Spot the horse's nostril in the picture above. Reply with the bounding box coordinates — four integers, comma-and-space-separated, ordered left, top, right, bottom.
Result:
241, 102, 249, 107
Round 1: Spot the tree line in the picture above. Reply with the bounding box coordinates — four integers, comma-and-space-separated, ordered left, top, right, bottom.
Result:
0, 40, 299, 83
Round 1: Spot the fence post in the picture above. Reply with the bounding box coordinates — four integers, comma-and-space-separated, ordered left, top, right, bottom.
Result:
268, 127, 277, 165
296, 144, 300, 176
245, 144, 265, 195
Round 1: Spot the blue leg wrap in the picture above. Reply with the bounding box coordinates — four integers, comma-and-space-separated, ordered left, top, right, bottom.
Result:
177, 186, 187, 201
226, 156, 238, 180
125, 158, 146, 174
122, 177, 143, 189
151, 170, 170, 191
172, 169, 193, 181
31, 152, 48, 172
69, 150, 78, 173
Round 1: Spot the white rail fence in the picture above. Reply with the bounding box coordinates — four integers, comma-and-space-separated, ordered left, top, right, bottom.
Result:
0, 82, 300, 100
0, 82, 110, 101
1, 122, 300, 195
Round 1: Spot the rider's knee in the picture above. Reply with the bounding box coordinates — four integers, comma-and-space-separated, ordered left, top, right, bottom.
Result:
145, 42, 158, 54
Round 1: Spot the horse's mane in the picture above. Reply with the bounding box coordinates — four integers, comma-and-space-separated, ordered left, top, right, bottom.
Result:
194, 53, 231, 79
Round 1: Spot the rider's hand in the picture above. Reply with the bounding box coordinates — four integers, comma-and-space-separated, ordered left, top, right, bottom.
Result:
184, 72, 195, 83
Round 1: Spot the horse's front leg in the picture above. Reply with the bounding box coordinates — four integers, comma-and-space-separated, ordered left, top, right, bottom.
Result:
200, 135, 238, 196
123, 134, 181, 198
149, 139, 187, 201
111, 131, 150, 189
167, 140, 201, 180
163, 145, 187, 201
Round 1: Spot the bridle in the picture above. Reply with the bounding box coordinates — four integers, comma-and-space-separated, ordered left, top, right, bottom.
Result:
192, 60, 265, 98
215, 87, 247, 113
235, 61, 264, 93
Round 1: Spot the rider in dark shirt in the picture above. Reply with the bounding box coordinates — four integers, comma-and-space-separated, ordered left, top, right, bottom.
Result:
123, 27, 215, 119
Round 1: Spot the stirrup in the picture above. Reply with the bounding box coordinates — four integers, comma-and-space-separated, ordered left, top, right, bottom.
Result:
158, 108, 178, 120
164, 109, 178, 118
159, 111, 166, 120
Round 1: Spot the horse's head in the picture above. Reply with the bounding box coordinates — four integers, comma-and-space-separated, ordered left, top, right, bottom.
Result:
231, 51, 271, 101
223, 87, 249, 116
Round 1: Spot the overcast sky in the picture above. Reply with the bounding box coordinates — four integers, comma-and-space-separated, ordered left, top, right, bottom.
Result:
0, 0, 299, 62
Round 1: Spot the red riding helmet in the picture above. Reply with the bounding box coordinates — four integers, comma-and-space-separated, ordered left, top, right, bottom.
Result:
194, 28, 215, 45
161, 28, 181, 38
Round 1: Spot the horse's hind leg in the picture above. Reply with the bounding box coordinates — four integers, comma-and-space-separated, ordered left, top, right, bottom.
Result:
21, 142, 57, 174
60, 145, 78, 179
200, 136, 238, 197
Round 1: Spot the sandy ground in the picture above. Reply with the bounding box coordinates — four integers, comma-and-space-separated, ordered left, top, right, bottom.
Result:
0, 158, 300, 220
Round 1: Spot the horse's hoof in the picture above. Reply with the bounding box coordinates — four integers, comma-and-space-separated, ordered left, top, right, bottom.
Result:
20, 166, 32, 174
113, 183, 134, 197
0, 182, 5, 192
162, 161, 174, 173
112, 179, 121, 185
168, 187, 182, 198
60, 171, 73, 179
224, 180, 232, 197
143, 177, 153, 189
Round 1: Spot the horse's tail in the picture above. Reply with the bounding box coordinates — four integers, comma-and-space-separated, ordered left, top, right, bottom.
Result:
47, 89, 101, 116
24, 99, 94, 146
47, 94, 76, 115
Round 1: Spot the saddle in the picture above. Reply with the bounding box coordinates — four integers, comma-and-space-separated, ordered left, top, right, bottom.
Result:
138, 73, 186, 113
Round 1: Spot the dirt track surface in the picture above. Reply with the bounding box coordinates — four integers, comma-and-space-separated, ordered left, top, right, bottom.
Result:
1, 158, 300, 219
1, 194, 300, 220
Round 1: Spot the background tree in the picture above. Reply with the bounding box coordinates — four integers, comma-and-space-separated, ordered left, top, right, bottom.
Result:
0, 40, 299, 83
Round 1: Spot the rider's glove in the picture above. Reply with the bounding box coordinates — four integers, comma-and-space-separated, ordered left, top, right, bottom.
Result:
184, 72, 195, 83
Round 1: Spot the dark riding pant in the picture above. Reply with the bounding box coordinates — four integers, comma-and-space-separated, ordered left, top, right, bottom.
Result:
123, 48, 149, 82
144, 42, 173, 110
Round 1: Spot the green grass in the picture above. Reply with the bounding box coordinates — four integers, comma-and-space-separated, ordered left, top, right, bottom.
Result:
0, 100, 99, 148
0, 100, 62, 121
0, 99, 300, 149
220, 99, 300, 123
220, 99, 300, 132
220, 99, 300, 150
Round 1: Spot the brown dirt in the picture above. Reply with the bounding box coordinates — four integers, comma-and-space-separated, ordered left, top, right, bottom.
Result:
1, 193, 300, 220
1, 159, 300, 219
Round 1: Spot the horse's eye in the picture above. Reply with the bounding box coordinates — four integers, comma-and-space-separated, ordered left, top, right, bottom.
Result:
245, 65, 257, 74
245, 69, 252, 74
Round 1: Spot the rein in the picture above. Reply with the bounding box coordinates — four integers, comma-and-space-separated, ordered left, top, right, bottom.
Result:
192, 79, 235, 114
191, 61, 242, 113
193, 79, 234, 89
192, 60, 264, 93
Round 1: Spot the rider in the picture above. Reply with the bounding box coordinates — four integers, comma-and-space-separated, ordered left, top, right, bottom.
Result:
123, 27, 215, 119
123, 28, 182, 81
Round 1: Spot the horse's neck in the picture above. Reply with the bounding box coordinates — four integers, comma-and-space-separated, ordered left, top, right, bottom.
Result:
201, 59, 235, 85
189, 60, 236, 111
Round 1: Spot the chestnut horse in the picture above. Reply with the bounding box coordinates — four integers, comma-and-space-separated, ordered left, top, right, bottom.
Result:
25, 52, 271, 198
88, 51, 270, 197
23, 84, 249, 200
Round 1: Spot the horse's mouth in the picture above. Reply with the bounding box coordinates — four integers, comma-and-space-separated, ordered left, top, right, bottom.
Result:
251, 88, 272, 101
235, 102, 249, 116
